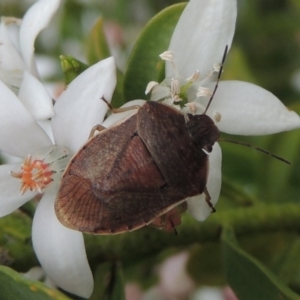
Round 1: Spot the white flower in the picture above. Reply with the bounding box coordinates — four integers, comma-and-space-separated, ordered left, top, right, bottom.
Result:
146, 0, 300, 221
0, 53, 117, 297
0, 0, 59, 88
0, 0, 60, 120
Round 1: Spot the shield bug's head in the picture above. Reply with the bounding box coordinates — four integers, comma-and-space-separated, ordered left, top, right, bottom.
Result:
186, 114, 220, 152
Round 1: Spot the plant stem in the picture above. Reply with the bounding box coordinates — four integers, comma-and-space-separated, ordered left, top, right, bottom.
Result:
85, 203, 300, 261
2, 203, 300, 270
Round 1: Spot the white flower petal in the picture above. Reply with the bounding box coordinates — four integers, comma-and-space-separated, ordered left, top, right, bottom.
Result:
1, 17, 22, 51
32, 191, 94, 298
0, 80, 52, 157
101, 99, 146, 128
0, 164, 36, 217
18, 71, 54, 120
52, 57, 117, 153
19, 0, 60, 75
37, 120, 55, 143
150, 85, 171, 101
167, 0, 236, 79
206, 80, 300, 135
187, 143, 222, 221
0, 151, 22, 164
0, 20, 24, 90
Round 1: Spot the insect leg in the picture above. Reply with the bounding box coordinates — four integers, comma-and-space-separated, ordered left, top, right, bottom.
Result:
204, 187, 216, 213
101, 96, 140, 113
89, 125, 106, 139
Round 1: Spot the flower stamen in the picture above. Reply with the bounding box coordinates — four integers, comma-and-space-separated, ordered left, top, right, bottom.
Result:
185, 102, 198, 114
11, 155, 54, 195
213, 63, 221, 73
159, 51, 175, 62
159, 51, 179, 78
197, 86, 212, 98
145, 81, 159, 95
171, 78, 180, 96
186, 70, 200, 82
173, 94, 182, 103
213, 111, 222, 122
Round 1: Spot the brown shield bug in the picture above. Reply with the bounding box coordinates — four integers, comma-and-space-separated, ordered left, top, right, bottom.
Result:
54, 99, 220, 234
54, 48, 230, 235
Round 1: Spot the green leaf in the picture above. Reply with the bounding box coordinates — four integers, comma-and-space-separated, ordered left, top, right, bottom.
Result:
111, 70, 125, 108
220, 176, 258, 208
86, 18, 111, 65
222, 226, 300, 300
90, 262, 125, 300
272, 238, 300, 286
123, 3, 186, 102
60, 55, 89, 85
0, 213, 36, 271
0, 266, 70, 300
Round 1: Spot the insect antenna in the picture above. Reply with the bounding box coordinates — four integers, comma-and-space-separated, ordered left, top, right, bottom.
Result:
203, 45, 228, 115
219, 138, 291, 165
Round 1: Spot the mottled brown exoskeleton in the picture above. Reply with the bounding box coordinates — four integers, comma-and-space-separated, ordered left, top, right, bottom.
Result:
55, 100, 220, 234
